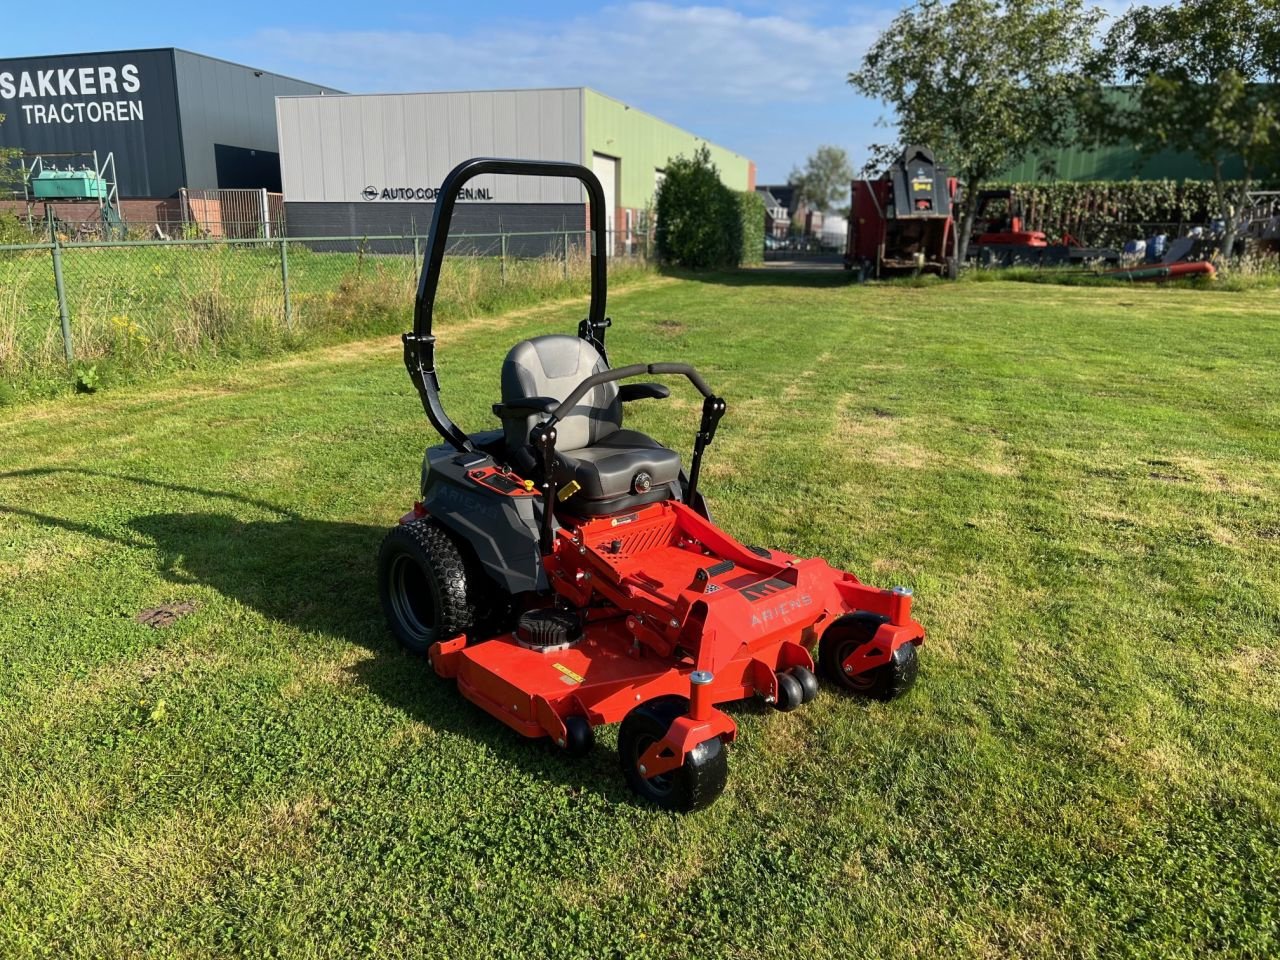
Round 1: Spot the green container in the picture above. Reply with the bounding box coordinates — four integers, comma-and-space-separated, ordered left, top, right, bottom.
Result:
32, 170, 109, 200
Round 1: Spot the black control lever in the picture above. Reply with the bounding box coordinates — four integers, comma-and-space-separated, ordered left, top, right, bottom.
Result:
529, 421, 559, 555
686, 394, 727, 507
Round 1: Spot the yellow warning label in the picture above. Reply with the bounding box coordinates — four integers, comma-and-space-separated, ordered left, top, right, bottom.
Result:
553, 662, 585, 684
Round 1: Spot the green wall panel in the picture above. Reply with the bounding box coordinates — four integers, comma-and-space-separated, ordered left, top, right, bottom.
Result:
583, 89, 752, 209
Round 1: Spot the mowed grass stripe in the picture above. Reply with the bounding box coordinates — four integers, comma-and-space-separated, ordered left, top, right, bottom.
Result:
0, 276, 1277, 958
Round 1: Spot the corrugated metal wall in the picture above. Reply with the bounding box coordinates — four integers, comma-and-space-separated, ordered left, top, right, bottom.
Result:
1002, 143, 1245, 183
582, 90, 753, 209
276, 90, 585, 205
1000, 88, 1247, 183
174, 50, 341, 191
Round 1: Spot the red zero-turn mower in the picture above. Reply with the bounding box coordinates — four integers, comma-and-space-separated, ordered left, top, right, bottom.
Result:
379, 158, 925, 811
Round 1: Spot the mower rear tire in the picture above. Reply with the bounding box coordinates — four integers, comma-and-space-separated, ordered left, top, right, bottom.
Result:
789, 665, 820, 704
819, 613, 919, 701
773, 671, 804, 712
377, 519, 474, 657
619, 696, 728, 813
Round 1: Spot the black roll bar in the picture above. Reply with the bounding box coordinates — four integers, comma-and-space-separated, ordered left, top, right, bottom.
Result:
404, 157, 609, 452
548, 363, 713, 424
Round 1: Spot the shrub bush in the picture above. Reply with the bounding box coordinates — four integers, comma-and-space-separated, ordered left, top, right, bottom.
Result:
0, 212, 33, 245
737, 190, 765, 265
655, 146, 743, 269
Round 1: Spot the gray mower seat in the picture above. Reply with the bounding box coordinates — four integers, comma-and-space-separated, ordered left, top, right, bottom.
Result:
499, 335, 682, 515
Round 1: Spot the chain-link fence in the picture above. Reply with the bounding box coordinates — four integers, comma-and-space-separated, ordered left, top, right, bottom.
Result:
0, 228, 652, 377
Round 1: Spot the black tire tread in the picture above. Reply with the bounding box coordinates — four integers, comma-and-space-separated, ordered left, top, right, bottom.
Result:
619, 696, 728, 813
819, 612, 919, 701
377, 519, 474, 654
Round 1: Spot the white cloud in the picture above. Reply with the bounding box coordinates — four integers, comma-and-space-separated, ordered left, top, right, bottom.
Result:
249, 2, 884, 106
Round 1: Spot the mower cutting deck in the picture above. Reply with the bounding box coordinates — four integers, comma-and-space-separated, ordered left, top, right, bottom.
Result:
379, 157, 925, 811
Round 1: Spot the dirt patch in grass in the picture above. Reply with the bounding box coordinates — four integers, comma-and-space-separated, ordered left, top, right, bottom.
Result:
136, 601, 198, 628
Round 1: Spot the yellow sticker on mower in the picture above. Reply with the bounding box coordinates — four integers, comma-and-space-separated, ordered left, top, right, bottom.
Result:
553, 662, 585, 685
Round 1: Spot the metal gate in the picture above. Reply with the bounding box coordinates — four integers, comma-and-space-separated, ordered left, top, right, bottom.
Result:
181, 188, 285, 239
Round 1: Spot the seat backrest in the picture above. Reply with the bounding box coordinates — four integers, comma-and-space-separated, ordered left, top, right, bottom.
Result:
501, 335, 622, 452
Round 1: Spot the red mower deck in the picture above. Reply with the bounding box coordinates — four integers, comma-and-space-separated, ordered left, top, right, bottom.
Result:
379, 157, 927, 811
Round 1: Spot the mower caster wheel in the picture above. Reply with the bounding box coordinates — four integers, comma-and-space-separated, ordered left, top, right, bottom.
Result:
773, 671, 804, 712
619, 696, 728, 813
819, 613, 919, 702
560, 716, 594, 759
788, 665, 820, 704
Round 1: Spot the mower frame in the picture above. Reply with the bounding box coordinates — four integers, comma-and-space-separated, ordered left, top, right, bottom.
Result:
384, 158, 926, 811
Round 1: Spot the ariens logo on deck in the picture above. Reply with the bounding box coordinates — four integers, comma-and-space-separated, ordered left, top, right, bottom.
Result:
738, 578, 794, 602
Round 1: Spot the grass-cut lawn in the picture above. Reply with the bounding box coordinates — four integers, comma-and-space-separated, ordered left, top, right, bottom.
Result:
1, 273, 1277, 958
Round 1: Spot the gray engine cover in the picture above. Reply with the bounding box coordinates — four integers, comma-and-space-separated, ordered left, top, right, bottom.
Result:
419, 435, 547, 595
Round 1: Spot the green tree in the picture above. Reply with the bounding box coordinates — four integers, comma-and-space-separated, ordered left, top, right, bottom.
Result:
0, 111, 20, 187
654, 146, 742, 269
789, 145, 854, 215
1086, 0, 1280, 259
849, 0, 1102, 259
0, 112, 26, 242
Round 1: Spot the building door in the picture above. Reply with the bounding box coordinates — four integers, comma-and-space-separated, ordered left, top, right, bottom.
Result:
592, 152, 619, 256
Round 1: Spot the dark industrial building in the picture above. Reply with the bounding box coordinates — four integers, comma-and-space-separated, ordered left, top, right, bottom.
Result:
0, 48, 341, 209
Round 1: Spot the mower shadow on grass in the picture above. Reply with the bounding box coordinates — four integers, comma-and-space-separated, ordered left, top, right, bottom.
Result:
127, 507, 635, 804
0, 468, 633, 804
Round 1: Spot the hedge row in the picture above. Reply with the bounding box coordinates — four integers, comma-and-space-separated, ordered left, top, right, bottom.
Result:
981, 179, 1275, 246
737, 190, 765, 266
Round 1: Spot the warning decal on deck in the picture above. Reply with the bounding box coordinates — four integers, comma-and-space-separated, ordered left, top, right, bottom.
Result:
553, 663, 585, 685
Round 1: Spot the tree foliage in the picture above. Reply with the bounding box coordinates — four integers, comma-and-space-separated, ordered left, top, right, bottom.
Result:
737, 190, 765, 265
0, 111, 21, 189
788, 146, 854, 214
1086, 0, 1280, 257
849, 0, 1102, 257
654, 146, 743, 269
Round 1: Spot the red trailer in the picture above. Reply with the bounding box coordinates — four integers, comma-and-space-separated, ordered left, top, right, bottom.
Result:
845, 145, 958, 280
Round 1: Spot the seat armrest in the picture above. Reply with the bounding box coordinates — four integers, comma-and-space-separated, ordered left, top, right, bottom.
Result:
492, 396, 559, 419
618, 382, 671, 402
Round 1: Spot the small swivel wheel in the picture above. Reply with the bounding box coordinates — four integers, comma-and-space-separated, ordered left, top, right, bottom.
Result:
618, 696, 728, 813
819, 613, 919, 701
772, 666, 818, 710
772, 671, 804, 712
788, 666, 820, 704
560, 716, 594, 759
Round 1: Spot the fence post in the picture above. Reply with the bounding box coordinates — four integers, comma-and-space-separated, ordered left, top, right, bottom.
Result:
45, 209, 73, 363
50, 237, 73, 364
260, 188, 271, 240
501, 232, 507, 284
280, 238, 293, 330
563, 231, 569, 278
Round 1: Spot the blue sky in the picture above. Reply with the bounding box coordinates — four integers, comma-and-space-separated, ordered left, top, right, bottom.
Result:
2, 0, 1152, 183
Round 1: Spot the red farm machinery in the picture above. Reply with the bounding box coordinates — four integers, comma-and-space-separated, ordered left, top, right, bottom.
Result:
845, 145, 959, 280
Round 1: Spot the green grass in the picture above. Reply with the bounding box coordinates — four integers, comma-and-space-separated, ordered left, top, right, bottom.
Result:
1, 274, 1278, 958
956, 258, 1280, 291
